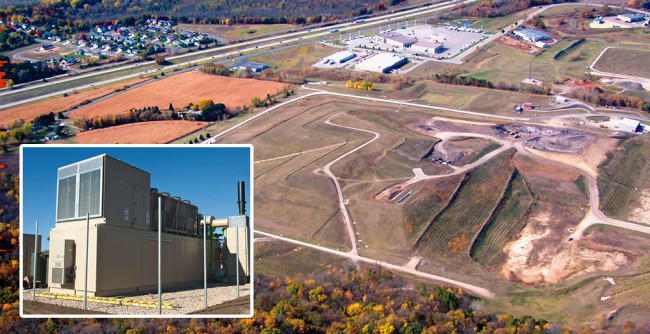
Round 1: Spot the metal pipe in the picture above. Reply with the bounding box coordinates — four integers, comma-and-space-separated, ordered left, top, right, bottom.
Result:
236, 226, 239, 298
203, 217, 207, 308
84, 213, 89, 309
158, 197, 162, 315
32, 220, 38, 301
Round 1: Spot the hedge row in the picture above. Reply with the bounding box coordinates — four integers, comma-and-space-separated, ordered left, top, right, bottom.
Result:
554, 38, 586, 60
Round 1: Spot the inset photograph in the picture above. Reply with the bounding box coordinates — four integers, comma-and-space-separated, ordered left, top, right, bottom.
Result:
20, 145, 253, 317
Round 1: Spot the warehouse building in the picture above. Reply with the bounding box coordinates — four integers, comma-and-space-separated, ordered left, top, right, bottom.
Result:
410, 41, 444, 54
356, 53, 408, 73
513, 28, 551, 42
618, 118, 641, 132
326, 50, 356, 63
234, 61, 268, 72
373, 31, 417, 48
617, 13, 645, 23
48, 154, 250, 297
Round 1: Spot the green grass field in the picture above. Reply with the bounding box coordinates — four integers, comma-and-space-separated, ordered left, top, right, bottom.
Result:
414, 81, 553, 115
598, 137, 650, 220
593, 48, 650, 79
249, 43, 339, 70
415, 150, 515, 260
472, 7, 539, 32
178, 23, 294, 41
470, 171, 533, 267
458, 32, 650, 89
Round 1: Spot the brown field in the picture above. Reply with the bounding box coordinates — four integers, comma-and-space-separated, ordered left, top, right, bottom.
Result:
593, 48, 650, 79
0, 78, 149, 128
72, 120, 208, 144
513, 154, 580, 182
69, 72, 289, 119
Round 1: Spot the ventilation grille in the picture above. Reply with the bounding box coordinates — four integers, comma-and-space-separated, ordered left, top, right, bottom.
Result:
52, 268, 64, 284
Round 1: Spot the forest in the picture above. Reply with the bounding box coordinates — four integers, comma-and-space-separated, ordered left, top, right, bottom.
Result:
0, 28, 34, 52
0, 0, 406, 26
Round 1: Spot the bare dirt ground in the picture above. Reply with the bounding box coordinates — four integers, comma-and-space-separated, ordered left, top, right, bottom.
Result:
513, 154, 580, 182
411, 118, 496, 136
628, 189, 650, 225
501, 204, 628, 284
23, 300, 108, 315
71, 120, 208, 144
0, 78, 149, 128
496, 35, 543, 54
525, 135, 617, 178
69, 72, 289, 119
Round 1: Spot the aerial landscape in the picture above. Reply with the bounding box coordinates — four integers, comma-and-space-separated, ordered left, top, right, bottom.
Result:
0, 0, 649, 332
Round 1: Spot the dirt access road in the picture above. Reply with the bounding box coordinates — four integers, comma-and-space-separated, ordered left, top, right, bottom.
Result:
322, 120, 380, 257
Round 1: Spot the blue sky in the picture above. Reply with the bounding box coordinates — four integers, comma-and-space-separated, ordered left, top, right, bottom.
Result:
21, 145, 252, 251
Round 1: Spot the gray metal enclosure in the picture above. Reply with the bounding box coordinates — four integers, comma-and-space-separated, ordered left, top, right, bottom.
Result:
56, 154, 152, 230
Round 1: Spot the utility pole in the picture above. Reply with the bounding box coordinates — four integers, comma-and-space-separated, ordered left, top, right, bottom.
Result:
203, 216, 207, 309
158, 197, 162, 315
529, 48, 534, 79
32, 221, 38, 301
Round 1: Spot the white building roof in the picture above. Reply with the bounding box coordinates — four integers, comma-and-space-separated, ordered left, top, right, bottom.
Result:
356, 53, 406, 73
412, 41, 442, 49
513, 28, 551, 41
377, 31, 417, 46
619, 118, 640, 132
327, 50, 356, 63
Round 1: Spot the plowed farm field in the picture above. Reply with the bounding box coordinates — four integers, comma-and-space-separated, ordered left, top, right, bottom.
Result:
69, 71, 289, 119
72, 120, 208, 144
0, 78, 149, 128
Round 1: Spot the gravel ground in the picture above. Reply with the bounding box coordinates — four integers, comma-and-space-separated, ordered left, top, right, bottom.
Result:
22, 283, 251, 316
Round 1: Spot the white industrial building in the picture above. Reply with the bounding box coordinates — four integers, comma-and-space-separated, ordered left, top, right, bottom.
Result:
513, 28, 551, 42
618, 118, 641, 132
373, 31, 417, 48
326, 50, 356, 63
356, 53, 408, 73
410, 41, 444, 54
617, 13, 645, 23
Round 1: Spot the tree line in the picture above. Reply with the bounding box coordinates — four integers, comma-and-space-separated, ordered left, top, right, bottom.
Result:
427, 72, 552, 95
444, 0, 577, 21
0, 56, 65, 86
72, 99, 232, 131
566, 86, 650, 112
0, 0, 408, 33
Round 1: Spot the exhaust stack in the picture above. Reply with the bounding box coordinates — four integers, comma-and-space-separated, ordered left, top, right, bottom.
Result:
237, 181, 246, 215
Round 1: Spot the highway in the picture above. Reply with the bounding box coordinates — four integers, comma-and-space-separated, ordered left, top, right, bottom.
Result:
0, 0, 471, 108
